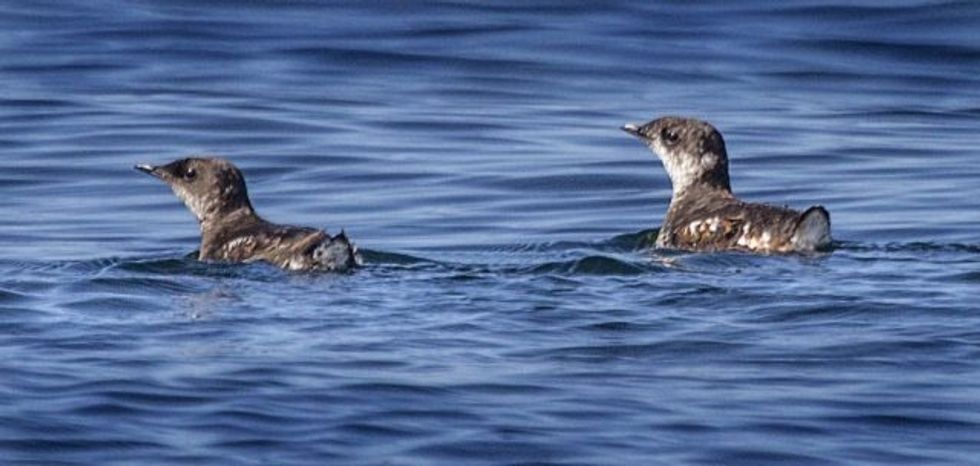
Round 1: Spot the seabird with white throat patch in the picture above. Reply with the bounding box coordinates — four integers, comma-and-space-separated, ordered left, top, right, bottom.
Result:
622, 116, 831, 253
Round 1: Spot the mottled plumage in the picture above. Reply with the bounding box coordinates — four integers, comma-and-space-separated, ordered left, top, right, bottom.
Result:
622, 116, 831, 253
135, 157, 361, 271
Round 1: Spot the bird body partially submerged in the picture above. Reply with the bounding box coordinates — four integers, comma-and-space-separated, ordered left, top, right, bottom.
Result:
135, 157, 361, 272
622, 116, 831, 254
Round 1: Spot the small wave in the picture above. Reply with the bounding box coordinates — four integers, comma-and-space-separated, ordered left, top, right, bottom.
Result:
0, 256, 122, 275
604, 228, 660, 251
116, 255, 240, 275
359, 248, 435, 266
478, 229, 660, 258
0, 249, 444, 287
836, 241, 980, 254
7, 237, 970, 287
336, 382, 453, 397
513, 339, 752, 362
527, 254, 661, 276
0, 287, 29, 304
946, 271, 980, 284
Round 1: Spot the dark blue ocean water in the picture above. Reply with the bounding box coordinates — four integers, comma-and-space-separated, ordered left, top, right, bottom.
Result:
1, 1, 979, 464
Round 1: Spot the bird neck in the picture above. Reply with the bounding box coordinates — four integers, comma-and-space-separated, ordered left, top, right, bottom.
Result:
200, 206, 259, 235
668, 183, 735, 214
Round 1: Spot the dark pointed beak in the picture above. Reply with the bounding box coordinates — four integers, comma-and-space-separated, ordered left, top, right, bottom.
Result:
134, 163, 160, 177
621, 123, 644, 138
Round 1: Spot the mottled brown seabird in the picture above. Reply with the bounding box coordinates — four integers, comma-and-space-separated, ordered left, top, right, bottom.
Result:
622, 116, 831, 253
135, 157, 361, 271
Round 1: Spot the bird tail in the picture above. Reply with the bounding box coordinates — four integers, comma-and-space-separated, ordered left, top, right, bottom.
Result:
312, 230, 363, 272
792, 206, 832, 251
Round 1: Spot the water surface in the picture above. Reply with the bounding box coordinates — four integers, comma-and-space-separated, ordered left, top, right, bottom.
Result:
1, 1, 979, 464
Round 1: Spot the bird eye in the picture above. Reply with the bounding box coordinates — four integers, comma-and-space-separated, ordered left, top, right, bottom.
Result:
184, 167, 196, 180
661, 128, 680, 146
